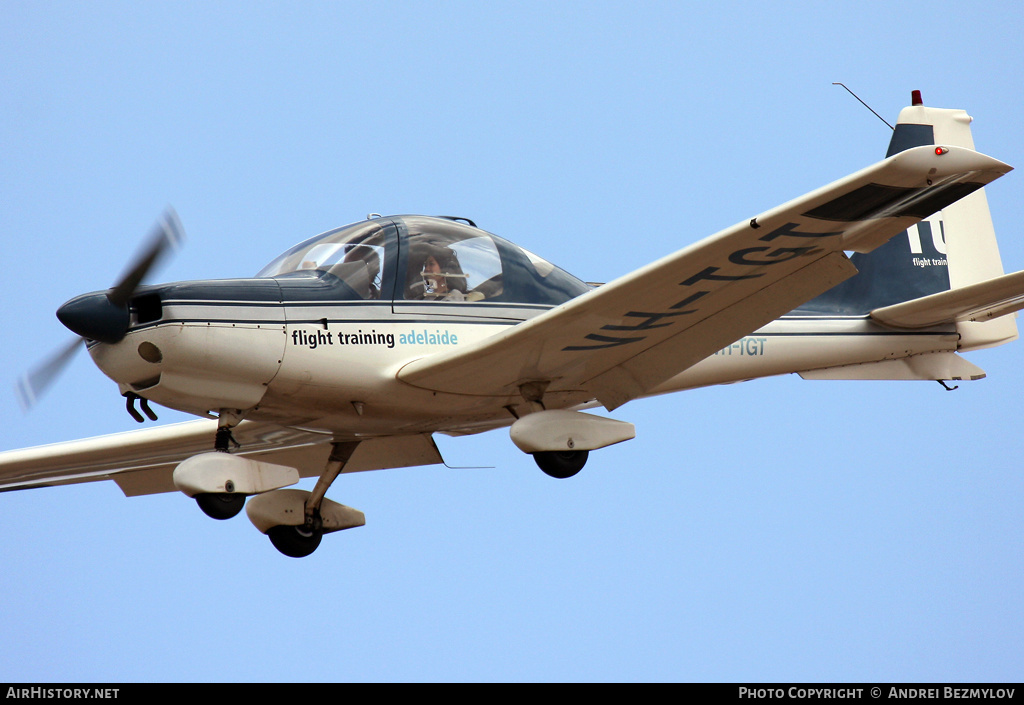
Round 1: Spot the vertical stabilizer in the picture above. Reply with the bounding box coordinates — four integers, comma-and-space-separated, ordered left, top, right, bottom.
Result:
889, 95, 1016, 349
799, 92, 1017, 350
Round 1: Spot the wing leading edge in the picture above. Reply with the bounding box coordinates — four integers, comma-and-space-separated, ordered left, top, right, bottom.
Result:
0, 420, 443, 496
398, 145, 1012, 409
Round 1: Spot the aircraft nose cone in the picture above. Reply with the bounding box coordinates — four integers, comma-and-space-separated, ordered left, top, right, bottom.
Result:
57, 292, 131, 344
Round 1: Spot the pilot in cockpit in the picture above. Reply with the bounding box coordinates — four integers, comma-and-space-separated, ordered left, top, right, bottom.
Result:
406, 242, 469, 301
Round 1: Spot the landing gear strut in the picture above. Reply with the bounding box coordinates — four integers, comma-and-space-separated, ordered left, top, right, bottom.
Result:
191, 411, 245, 518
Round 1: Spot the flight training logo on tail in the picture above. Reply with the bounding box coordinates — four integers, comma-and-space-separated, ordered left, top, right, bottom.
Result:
908, 216, 947, 269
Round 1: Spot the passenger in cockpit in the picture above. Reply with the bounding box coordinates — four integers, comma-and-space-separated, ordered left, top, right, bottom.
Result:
342, 245, 381, 299
322, 244, 382, 300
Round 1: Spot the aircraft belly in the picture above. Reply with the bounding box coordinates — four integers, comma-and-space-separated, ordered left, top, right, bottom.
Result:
648, 317, 959, 394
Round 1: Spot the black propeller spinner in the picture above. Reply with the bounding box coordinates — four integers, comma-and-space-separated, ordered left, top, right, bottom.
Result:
16, 208, 184, 410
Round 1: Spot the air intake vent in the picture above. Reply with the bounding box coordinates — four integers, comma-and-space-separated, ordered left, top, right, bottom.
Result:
132, 292, 163, 324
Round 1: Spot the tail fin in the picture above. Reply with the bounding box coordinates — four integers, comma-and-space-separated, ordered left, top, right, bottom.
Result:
798, 90, 1017, 350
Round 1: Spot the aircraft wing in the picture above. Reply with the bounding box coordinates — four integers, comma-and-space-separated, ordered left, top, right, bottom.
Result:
399, 145, 1012, 410
0, 420, 443, 496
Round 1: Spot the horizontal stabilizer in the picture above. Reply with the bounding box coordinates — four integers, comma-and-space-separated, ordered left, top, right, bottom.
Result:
870, 269, 1024, 330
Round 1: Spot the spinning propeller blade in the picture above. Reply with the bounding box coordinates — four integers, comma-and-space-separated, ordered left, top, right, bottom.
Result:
16, 338, 83, 412
16, 208, 185, 410
108, 208, 184, 307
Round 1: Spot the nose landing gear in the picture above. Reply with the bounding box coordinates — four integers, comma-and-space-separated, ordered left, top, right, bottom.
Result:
195, 491, 246, 520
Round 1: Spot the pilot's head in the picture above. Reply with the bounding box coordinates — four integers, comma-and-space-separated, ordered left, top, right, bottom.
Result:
407, 241, 467, 298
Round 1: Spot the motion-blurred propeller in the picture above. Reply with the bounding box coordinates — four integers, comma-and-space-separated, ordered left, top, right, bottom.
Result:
16, 208, 185, 411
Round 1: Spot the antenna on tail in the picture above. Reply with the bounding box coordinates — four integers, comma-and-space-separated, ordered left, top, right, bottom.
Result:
832, 82, 895, 131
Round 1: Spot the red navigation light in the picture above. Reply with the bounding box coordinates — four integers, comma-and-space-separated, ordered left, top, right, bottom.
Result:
935, 146, 949, 155
912, 90, 923, 106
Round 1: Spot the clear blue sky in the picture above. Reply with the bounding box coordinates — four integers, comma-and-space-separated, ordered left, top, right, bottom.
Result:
2, 0, 1023, 682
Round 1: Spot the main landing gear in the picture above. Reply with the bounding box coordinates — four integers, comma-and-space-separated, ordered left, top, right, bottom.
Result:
172, 413, 365, 558
246, 441, 364, 558
246, 484, 365, 558
267, 523, 323, 558
510, 404, 635, 480
509, 383, 633, 480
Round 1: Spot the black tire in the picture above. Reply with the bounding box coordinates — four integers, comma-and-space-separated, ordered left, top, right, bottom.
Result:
268, 524, 323, 558
533, 450, 589, 479
195, 492, 245, 520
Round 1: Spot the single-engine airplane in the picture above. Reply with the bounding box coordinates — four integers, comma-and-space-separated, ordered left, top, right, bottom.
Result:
3, 92, 1022, 557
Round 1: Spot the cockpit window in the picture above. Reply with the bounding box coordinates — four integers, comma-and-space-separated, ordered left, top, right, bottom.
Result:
398, 216, 590, 305
259, 215, 591, 306
256, 220, 387, 300
404, 231, 503, 301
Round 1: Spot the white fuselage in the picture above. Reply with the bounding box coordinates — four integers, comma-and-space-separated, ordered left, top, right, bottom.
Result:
89, 295, 959, 439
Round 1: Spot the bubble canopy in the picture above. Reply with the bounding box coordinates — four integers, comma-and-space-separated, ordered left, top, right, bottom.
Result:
256, 215, 592, 306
